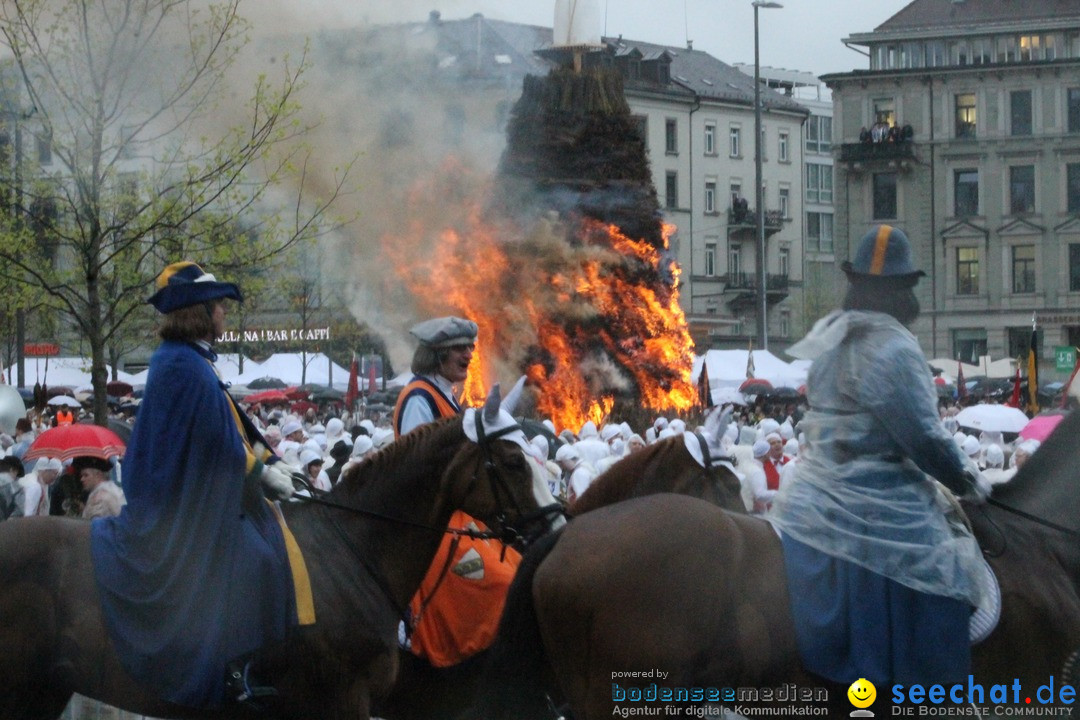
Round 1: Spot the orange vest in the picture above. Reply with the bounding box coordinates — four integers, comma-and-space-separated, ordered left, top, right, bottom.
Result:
56, 409, 74, 426
394, 377, 523, 666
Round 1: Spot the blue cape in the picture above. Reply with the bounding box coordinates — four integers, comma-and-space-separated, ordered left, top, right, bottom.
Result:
91, 340, 297, 708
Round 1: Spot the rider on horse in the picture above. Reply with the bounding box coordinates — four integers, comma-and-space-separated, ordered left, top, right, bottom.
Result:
393, 316, 523, 668
771, 225, 991, 688
90, 262, 309, 708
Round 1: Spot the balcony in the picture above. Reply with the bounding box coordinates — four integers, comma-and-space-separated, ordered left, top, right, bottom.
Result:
839, 140, 916, 168
722, 272, 789, 310
727, 207, 786, 240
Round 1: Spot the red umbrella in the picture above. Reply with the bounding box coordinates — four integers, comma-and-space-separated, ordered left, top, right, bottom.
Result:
107, 380, 134, 397
739, 378, 773, 395
1018, 413, 1066, 443
24, 423, 126, 462
244, 389, 290, 404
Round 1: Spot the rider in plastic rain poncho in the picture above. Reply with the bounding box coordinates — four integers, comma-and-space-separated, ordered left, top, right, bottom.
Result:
769, 225, 989, 687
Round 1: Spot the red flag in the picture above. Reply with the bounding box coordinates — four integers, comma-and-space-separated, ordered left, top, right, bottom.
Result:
956, 359, 967, 401
1026, 326, 1039, 415
368, 362, 377, 396
344, 353, 360, 410
1007, 357, 1022, 408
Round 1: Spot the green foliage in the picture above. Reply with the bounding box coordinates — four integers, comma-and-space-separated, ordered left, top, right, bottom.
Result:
0, 0, 354, 420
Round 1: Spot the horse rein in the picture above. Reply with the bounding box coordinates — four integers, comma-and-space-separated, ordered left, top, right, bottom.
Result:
986, 496, 1080, 538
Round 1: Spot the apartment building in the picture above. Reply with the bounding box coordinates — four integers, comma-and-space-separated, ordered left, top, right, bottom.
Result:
825, 0, 1080, 375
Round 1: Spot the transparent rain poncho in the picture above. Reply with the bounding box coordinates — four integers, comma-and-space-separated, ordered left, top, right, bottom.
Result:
770, 310, 984, 606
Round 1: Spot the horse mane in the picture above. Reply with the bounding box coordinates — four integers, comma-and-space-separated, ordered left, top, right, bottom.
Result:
992, 409, 1080, 535
569, 439, 679, 515
331, 416, 464, 503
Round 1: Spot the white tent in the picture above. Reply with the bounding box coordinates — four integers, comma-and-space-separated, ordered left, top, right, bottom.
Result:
927, 356, 1015, 381
692, 349, 807, 393
127, 353, 255, 385
232, 353, 351, 389
24, 356, 138, 389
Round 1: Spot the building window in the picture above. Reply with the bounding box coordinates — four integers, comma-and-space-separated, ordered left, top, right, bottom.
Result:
778, 247, 790, 277
807, 164, 833, 204
955, 93, 976, 139
1008, 327, 1041, 361
704, 179, 717, 214
730, 183, 743, 207
779, 187, 789, 218
665, 171, 678, 209
1070, 89, 1080, 133
872, 172, 897, 219
1010, 90, 1032, 136
1012, 245, 1036, 294
1009, 165, 1036, 215
36, 131, 52, 165
779, 131, 789, 162
632, 115, 648, 143
1070, 164, 1080, 213
972, 37, 993, 65
779, 310, 791, 338
806, 212, 834, 253
704, 122, 716, 155
873, 98, 896, 129
1068, 245, 1080, 291
665, 118, 678, 154
953, 328, 987, 364
819, 117, 832, 152
729, 126, 741, 157
956, 247, 979, 295
955, 169, 979, 217
997, 36, 1017, 63
1019, 34, 1044, 62
729, 243, 742, 278
704, 242, 717, 277
927, 40, 946, 67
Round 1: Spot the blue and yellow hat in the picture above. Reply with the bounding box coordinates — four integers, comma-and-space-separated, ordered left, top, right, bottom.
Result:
842, 224, 925, 281
147, 261, 242, 314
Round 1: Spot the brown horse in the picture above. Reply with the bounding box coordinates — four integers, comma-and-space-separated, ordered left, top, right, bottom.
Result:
371, 421, 746, 720
0, 392, 557, 720
484, 410, 1080, 719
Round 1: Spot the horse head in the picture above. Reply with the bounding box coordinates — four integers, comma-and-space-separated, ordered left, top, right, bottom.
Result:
451, 382, 561, 542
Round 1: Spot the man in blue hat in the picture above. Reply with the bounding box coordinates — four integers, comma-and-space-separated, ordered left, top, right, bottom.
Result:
90, 262, 312, 709
770, 226, 990, 689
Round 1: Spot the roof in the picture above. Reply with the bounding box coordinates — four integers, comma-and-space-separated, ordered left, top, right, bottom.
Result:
600, 37, 808, 115
849, 0, 1080, 41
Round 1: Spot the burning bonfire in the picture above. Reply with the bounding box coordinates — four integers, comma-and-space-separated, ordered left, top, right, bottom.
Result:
379, 66, 696, 431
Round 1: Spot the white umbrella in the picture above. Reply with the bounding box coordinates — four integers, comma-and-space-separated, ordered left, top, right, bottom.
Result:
955, 404, 1029, 434
46, 395, 84, 408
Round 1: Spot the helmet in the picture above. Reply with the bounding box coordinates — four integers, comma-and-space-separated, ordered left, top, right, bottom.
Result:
148, 261, 242, 314
842, 225, 925, 280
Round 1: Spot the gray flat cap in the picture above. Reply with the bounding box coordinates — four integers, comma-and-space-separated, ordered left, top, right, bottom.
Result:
410, 316, 478, 348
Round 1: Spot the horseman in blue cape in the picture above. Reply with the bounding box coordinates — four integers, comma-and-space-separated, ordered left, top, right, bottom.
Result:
770, 226, 991, 687
90, 262, 313, 708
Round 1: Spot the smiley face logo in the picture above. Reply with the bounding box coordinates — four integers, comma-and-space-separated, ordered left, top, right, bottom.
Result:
847, 678, 876, 709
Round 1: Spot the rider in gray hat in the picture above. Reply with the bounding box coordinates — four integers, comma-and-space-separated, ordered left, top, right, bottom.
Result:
771, 224, 990, 689
392, 316, 478, 437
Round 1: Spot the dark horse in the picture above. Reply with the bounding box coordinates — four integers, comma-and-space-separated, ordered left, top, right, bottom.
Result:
0, 391, 557, 719
371, 415, 746, 720
483, 410, 1080, 719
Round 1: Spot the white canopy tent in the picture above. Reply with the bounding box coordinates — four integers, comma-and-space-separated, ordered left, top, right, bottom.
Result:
232, 353, 351, 389
23, 356, 138, 389
691, 349, 807, 399
927, 356, 1016, 382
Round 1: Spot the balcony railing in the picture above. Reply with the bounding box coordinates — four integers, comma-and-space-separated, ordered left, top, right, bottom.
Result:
724, 272, 789, 292
839, 141, 916, 164
727, 208, 785, 230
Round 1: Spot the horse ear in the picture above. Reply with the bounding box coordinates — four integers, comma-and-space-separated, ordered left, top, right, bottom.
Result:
484, 383, 502, 424
501, 375, 527, 416
703, 404, 732, 440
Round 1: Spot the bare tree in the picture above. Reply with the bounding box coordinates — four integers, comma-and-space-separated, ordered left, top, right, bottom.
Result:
0, 0, 353, 423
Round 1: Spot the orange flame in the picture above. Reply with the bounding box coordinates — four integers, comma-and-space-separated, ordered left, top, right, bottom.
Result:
379, 168, 695, 432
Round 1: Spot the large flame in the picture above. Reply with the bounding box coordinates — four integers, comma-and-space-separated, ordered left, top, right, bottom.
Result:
379, 166, 696, 432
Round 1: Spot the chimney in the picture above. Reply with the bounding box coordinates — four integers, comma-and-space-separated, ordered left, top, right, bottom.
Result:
428, 10, 441, 24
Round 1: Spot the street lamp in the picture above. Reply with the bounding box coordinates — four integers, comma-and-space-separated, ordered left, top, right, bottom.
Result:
753, 0, 782, 351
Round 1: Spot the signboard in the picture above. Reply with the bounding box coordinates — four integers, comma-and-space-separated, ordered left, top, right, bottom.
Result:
217, 326, 331, 344
1054, 345, 1077, 373
24, 342, 60, 356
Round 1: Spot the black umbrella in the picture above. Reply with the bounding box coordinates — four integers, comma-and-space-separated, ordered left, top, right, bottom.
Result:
247, 376, 287, 389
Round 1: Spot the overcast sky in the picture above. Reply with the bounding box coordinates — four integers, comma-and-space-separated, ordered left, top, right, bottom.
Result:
280, 0, 915, 77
